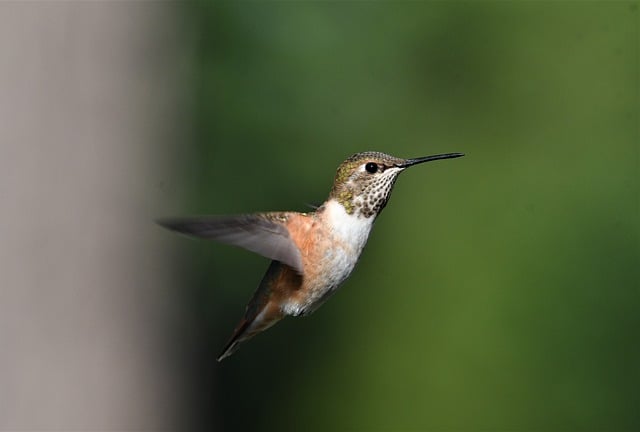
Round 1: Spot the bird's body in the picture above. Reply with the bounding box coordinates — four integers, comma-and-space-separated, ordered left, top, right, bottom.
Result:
159, 151, 463, 360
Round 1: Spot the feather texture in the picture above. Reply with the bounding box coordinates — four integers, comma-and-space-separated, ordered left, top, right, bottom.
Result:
157, 213, 305, 274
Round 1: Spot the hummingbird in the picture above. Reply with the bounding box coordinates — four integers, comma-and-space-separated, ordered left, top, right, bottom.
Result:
159, 151, 463, 361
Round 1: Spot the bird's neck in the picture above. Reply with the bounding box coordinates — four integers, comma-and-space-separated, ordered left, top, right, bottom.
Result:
320, 199, 375, 253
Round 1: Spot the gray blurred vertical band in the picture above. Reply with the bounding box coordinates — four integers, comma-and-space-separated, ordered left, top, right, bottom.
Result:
0, 2, 188, 429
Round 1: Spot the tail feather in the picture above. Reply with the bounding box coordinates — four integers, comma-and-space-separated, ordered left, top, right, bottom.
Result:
217, 319, 250, 361
217, 260, 297, 361
217, 318, 255, 362
217, 303, 283, 361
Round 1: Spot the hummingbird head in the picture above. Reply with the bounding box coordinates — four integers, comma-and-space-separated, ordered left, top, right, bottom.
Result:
329, 151, 464, 218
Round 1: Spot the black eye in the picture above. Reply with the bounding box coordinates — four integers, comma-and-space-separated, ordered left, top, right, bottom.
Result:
365, 162, 378, 174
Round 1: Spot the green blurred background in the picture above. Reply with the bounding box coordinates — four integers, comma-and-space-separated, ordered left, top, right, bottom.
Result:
171, 2, 638, 431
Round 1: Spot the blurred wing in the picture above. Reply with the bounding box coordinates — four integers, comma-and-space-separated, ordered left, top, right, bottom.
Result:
157, 213, 304, 274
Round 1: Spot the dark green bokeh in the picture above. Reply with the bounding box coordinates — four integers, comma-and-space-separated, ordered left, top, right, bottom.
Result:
173, 2, 638, 431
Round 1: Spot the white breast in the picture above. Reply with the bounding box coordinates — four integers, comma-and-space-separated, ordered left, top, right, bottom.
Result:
324, 199, 374, 255
283, 200, 375, 316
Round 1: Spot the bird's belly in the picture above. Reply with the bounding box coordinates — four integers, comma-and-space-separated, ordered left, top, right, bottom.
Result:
282, 241, 362, 317
281, 200, 373, 317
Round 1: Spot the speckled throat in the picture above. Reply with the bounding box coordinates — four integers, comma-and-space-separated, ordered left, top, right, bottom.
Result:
335, 170, 402, 218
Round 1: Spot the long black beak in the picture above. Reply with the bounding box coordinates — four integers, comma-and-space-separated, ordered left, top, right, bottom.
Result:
395, 152, 465, 168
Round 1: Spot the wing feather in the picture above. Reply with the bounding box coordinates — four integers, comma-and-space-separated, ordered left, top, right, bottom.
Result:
157, 213, 304, 274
